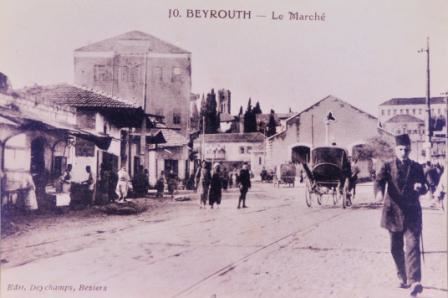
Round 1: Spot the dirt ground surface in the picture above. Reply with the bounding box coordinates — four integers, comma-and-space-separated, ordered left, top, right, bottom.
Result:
1, 182, 446, 298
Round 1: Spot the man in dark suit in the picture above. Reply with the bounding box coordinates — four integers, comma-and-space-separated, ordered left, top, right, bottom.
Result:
375, 134, 427, 296
237, 163, 251, 209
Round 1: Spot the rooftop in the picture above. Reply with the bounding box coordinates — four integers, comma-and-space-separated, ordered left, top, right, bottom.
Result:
202, 132, 265, 143
18, 83, 140, 110
75, 31, 190, 54
380, 97, 446, 106
385, 114, 424, 123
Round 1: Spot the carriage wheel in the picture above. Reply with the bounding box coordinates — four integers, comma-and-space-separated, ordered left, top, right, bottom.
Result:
317, 194, 323, 205
305, 182, 312, 208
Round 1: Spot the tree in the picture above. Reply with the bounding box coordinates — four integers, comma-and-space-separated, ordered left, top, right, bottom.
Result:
363, 136, 395, 161
253, 101, 262, 114
266, 109, 277, 137
200, 89, 220, 134
243, 98, 257, 133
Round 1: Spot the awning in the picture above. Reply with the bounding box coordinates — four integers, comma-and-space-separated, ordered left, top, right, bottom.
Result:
0, 108, 112, 150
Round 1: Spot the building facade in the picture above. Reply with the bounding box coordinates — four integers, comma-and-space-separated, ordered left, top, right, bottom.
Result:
378, 97, 447, 162
193, 132, 265, 178
74, 31, 192, 135
266, 95, 380, 178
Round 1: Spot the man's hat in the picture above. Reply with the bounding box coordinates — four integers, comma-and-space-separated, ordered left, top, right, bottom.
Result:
395, 134, 411, 146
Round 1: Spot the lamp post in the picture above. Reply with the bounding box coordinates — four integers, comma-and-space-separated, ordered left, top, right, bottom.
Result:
418, 37, 432, 161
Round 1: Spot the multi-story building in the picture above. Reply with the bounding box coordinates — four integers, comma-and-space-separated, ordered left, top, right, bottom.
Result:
74, 31, 191, 135
74, 31, 192, 183
378, 97, 447, 162
193, 132, 266, 178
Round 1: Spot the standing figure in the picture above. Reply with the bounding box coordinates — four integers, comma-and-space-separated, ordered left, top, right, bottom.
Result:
115, 167, 131, 203
59, 164, 72, 193
196, 161, 211, 208
166, 170, 177, 199
22, 172, 38, 211
237, 163, 251, 209
209, 163, 222, 208
375, 134, 427, 296
221, 167, 229, 191
155, 171, 165, 198
82, 166, 95, 205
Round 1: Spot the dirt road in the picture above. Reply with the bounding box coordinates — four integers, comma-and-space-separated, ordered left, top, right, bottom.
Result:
1, 183, 446, 298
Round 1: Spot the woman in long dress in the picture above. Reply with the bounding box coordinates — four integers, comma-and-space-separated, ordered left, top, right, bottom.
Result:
196, 161, 211, 208
209, 163, 222, 209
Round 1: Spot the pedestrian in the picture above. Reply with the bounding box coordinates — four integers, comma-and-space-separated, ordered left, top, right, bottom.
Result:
209, 163, 222, 208
196, 160, 211, 208
375, 134, 427, 296
60, 164, 72, 193
424, 161, 440, 201
166, 170, 177, 199
348, 158, 361, 200
237, 163, 251, 209
115, 167, 131, 203
221, 167, 229, 191
21, 172, 38, 212
155, 171, 165, 198
433, 167, 447, 210
81, 166, 96, 205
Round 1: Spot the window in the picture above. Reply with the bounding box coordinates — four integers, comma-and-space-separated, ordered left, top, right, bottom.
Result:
94, 65, 109, 82
438, 108, 441, 115
246, 146, 252, 154
171, 67, 182, 82
240, 146, 245, 154
129, 66, 140, 83
173, 112, 181, 125
259, 157, 262, 165
400, 109, 403, 114
405, 109, 409, 114
393, 109, 397, 115
412, 109, 416, 115
419, 109, 422, 115
387, 110, 391, 116
381, 110, 385, 116
121, 66, 129, 81
153, 67, 163, 82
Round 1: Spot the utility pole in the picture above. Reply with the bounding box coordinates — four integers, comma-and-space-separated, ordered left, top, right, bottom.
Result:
418, 37, 432, 161
201, 115, 205, 161
141, 51, 149, 172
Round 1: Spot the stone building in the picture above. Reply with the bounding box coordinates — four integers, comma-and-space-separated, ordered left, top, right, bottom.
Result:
265, 95, 379, 178
73, 31, 192, 183
74, 30, 191, 135
378, 97, 447, 161
193, 132, 265, 178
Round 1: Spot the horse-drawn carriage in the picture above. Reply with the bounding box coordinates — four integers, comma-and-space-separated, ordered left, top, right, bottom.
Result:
302, 146, 352, 208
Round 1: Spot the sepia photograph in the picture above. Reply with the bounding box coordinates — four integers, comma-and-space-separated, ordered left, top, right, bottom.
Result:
0, 1, 447, 297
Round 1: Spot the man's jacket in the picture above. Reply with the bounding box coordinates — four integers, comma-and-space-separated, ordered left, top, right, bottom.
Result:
375, 158, 427, 232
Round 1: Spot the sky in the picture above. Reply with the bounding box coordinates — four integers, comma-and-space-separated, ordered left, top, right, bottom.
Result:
1, 0, 447, 116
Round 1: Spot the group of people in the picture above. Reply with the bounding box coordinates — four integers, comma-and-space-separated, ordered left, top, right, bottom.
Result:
195, 161, 251, 209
